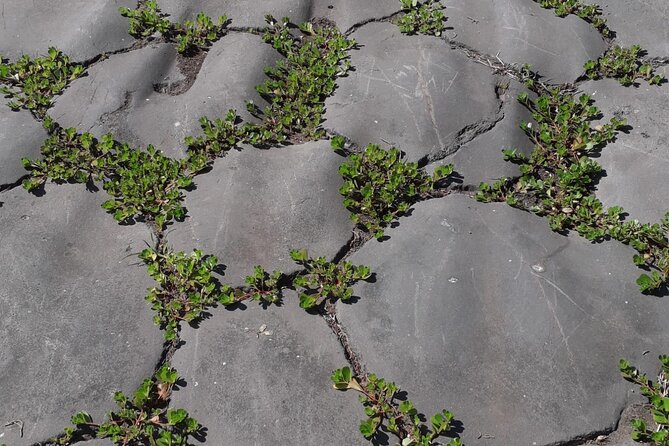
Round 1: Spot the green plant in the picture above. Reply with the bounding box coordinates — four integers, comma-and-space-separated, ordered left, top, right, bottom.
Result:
337, 142, 455, 238
331, 367, 461, 445
244, 15, 356, 145
241, 266, 285, 305
175, 12, 229, 55
477, 87, 669, 294
183, 110, 244, 173
584, 45, 664, 86
120, 2, 228, 55
101, 145, 192, 229
290, 249, 371, 309
139, 245, 234, 340
58, 364, 199, 445
535, 0, 610, 36
0, 47, 84, 116
620, 355, 669, 445
396, 0, 446, 36
119, 0, 172, 38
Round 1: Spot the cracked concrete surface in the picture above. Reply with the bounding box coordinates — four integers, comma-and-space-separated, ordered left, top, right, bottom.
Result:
1, 1, 668, 446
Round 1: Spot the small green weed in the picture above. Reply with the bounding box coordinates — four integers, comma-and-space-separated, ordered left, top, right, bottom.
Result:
22, 122, 192, 230
535, 0, 610, 36
336, 140, 454, 238
620, 355, 669, 445
290, 249, 371, 309
57, 364, 199, 445
174, 12, 229, 55
183, 110, 244, 173
140, 245, 234, 340
101, 145, 192, 229
244, 15, 356, 145
120, 1, 228, 55
477, 87, 669, 294
119, 0, 171, 38
332, 367, 461, 445
397, 0, 446, 36
584, 45, 665, 86
0, 48, 84, 116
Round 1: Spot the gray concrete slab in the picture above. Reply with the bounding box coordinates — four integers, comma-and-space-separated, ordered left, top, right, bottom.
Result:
325, 22, 501, 161
161, 0, 398, 32
428, 79, 534, 186
580, 70, 669, 223
0, 185, 163, 446
167, 140, 354, 285
170, 295, 365, 445
0, 0, 136, 62
51, 34, 278, 159
0, 107, 47, 186
598, 0, 669, 58
446, 0, 608, 84
339, 195, 669, 446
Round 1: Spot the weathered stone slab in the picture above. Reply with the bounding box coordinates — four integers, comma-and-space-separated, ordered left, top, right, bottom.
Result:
51, 34, 277, 158
161, 0, 398, 32
170, 295, 365, 445
340, 195, 669, 446
580, 72, 669, 223
598, 0, 669, 58
0, 107, 47, 185
167, 140, 353, 285
0, 0, 136, 61
0, 185, 163, 446
325, 22, 501, 161
428, 79, 534, 186
445, 0, 607, 83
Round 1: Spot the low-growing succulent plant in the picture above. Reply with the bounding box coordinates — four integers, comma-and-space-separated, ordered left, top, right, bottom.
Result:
535, 0, 610, 36
337, 141, 455, 238
0, 47, 84, 116
244, 15, 356, 145
56, 364, 199, 446
620, 355, 669, 445
119, 0, 172, 38
396, 0, 447, 36
175, 12, 230, 55
290, 249, 371, 309
183, 110, 244, 173
584, 45, 664, 86
332, 367, 461, 445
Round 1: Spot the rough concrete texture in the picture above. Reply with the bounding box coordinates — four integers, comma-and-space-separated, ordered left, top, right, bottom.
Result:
445, 0, 608, 84
0, 185, 163, 446
171, 295, 365, 445
428, 79, 534, 186
2, 2, 669, 446
0, 0, 136, 62
167, 140, 353, 285
340, 196, 669, 446
598, 0, 669, 58
51, 34, 278, 159
161, 0, 398, 32
325, 22, 502, 162
580, 69, 669, 223
0, 107, 47, 185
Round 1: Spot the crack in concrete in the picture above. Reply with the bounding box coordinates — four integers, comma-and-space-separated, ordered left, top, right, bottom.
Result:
0, 174, 29, 194
344, 10, 403, 36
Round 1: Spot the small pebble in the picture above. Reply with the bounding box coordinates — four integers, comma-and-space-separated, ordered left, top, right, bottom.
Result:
531, 264, 545, 273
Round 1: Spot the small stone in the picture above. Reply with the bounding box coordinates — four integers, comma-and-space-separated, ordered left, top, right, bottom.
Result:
531, 264, 545, 273
448, 277, 459, 283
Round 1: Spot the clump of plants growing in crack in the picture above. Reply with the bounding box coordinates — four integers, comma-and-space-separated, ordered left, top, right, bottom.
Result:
0, 48, 84, 116
334, 138, 455, 239
120, 0, 229, 55
477, 87, 669, 294
290, 249, 371, 309
21, 120, 193, 230
620, 355, 669, 445
55, 364, 199, 446
396, 0, 447, 36
584, 45, 665, 86
534, 0, 610, 37
331, 367, 462, 445
244, 15, 356, 145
